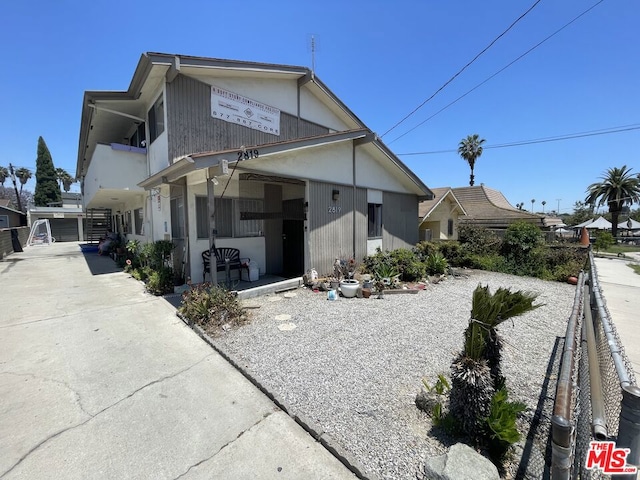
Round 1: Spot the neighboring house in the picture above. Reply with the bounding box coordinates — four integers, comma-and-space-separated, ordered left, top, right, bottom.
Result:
451, 185, 547, 229
0, 203, 27, 228
76, 52, 433, 282
27, 193, 85, 242
418, 187, 467, 241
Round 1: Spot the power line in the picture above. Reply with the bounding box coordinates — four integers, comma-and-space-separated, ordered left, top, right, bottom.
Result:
380, 0, 542, 138
389, 0, 605, 144
397, 123, 640, 156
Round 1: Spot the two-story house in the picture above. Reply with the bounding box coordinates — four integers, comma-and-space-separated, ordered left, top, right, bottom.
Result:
76, 52, 433, 284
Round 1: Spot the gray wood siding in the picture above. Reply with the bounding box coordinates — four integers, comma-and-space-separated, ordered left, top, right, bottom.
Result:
382, 192, 419, 251
166, 75, 329, 161
308, 181, 367, 275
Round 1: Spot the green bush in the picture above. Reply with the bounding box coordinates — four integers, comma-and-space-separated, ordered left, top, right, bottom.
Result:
484, 387, 527, 469
458, 225, 502, 255
415, 241, 438, 260
425, 253, 448, 275
146, 266, 175, 296
436, 241, 463, 265
362, 247, 425, 282
594, 231, 614, 252
502, 222, 543, 259
179, 284, 246, 333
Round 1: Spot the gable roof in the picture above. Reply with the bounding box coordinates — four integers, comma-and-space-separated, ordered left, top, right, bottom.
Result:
77, 52, 369, 178
418, 187, 466, 219
0, 204, 26, 216
452, 185, 544, 227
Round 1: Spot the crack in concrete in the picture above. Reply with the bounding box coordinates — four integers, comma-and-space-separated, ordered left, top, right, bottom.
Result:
0, 353, 213, 479
0, 371, 92, 417
0, 298, 161, 329
171, 411, 274, 480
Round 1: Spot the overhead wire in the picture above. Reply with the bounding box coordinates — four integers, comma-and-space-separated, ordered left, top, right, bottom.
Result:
397, 123, 640, 156
380, 0, 542, 138
389, 0, 606, 145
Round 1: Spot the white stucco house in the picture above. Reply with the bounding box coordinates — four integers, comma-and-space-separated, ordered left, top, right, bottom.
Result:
418, 187, 467, 241
76, 52, 433, 283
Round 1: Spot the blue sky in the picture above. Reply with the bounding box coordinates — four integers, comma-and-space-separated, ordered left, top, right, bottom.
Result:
1, 0, 638, 215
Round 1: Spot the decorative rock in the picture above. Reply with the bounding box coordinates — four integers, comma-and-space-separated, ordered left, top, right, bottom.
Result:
284, 292, 297, 298
423, 443, 499, 480
274, 314, 292, 322
268, 296, 283, 302
277, 322, 297, 331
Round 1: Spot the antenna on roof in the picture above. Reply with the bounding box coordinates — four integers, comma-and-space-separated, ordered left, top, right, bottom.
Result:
308, 34, 318, 74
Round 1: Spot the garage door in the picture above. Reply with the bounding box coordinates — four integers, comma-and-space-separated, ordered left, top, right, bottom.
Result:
50, 218, 79, 242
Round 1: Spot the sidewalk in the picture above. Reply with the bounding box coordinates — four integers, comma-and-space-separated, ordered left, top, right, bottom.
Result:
0, 242, 356, 479
593, 253, 640, 380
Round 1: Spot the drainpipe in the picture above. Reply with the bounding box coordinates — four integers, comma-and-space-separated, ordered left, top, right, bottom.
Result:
206, 168, 217, 286
352, 142, 356, 259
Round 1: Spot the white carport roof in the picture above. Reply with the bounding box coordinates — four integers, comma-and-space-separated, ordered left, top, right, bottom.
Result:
572, 218, 594, 229
618, 218, 640, 230
585, 216, 612, 230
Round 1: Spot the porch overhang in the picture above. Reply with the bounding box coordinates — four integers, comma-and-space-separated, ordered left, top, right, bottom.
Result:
138, 129, 372, 190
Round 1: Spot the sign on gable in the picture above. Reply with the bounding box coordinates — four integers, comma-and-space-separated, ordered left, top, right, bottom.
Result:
211, 85, 280, 136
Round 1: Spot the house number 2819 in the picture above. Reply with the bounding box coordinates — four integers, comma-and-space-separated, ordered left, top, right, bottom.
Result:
237, 149, 259, 161
328, 206, 341, 214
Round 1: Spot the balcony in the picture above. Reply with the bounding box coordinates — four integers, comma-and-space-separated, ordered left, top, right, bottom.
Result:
83, 143, 147, 210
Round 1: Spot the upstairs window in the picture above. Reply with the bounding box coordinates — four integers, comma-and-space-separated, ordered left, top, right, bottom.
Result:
368, 203, 382, 238
148, 95, 164, 143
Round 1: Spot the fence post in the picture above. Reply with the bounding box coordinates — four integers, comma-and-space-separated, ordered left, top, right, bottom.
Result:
618, 385, 640, 471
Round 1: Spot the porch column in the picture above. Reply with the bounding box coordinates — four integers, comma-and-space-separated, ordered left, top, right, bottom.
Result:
77, 215, 84, 242
206, 168, 217, 285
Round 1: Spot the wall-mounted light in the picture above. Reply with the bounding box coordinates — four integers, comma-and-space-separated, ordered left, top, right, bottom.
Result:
332, 189, 340, 201
211, 177, 219, 185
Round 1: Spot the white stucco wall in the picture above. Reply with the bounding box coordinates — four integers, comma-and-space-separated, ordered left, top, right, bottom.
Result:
83, 144, 146, 207
299, 88, 351, 131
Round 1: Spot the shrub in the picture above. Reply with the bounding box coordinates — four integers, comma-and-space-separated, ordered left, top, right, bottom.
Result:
436, 241, 463, 265
415, 241, 438, 260
458, 225, 502, 255
594, 231, 614, 252
388, 248, 425, 281
146, 266, 174, 296
179, 284, 246, 333
502, 222, 543, 259
484, 387, 527, 469
425, 253, 448, 275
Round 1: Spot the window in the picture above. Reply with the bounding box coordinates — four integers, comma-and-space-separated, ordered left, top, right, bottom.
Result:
148, 95, 164, 143
448, 219, 454, 236
134, 208, 143, 235
129, 122, 146, 148
170, 197, 185, 239
368, 203, 382, 238
196, 196, 264, 239
126, 211, 132, 234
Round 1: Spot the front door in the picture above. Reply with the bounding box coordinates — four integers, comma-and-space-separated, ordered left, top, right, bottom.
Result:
282, 198, 304, 277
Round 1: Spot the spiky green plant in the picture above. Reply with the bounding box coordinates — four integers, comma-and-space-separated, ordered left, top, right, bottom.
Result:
449, 284, 540, 442
470, 285, 540, 388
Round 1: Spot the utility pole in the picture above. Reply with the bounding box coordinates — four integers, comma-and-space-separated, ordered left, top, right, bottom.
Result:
8, 163, 23, 212
556, 199, 561, 215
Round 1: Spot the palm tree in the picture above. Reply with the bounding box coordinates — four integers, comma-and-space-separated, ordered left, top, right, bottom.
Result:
449, 285, 539, 441
530, 199, 535, 212
55, 168, 69, 190
458, 134, 486, 187
62, 174, 75, 192
0, 166, 8, 187
586, 166, 640, 237
541, 200, 546, 213
15, 167, 32, 195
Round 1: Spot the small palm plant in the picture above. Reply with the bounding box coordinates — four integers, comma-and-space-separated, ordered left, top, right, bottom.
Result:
449, 284, 540, 441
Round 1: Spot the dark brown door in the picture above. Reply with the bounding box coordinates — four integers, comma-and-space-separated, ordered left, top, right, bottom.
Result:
282, 199, 304, 277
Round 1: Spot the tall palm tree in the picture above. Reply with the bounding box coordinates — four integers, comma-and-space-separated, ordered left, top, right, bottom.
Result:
530, 199, 535, 212
15, 167, 32, 194
0, 166, 8, 187
458, 134, 486, 186
55, 168, 67, 190
541, 200, 546, 213
586, 166, 640, 237
62, 174, 74, 192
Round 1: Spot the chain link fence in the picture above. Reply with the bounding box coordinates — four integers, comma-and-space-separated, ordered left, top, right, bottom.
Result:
552, 250, 638, 479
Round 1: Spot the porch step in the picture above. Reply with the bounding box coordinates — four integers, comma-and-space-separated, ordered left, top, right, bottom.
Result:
236, 277, 303, 300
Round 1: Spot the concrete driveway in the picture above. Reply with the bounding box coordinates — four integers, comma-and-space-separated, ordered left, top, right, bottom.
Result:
0, 242, 355, 479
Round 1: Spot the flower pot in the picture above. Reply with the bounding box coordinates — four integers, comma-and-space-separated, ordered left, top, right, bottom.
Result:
339, 279, 359, 298
362, 288, 371, 298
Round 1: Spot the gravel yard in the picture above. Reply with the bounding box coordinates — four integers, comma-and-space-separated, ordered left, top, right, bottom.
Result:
212, 270, 576, 479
